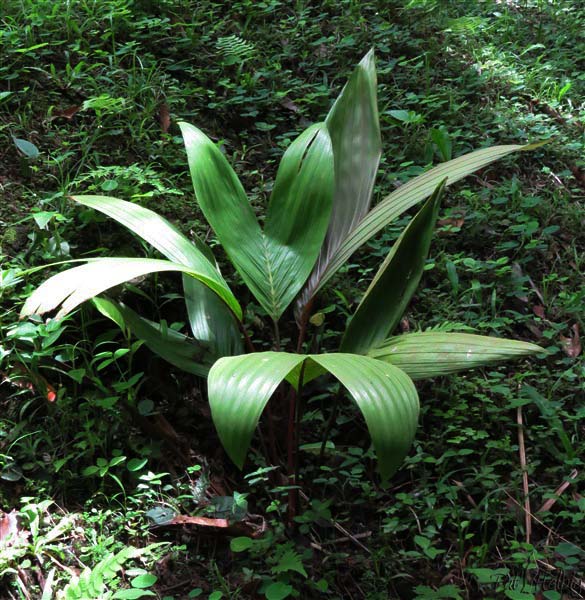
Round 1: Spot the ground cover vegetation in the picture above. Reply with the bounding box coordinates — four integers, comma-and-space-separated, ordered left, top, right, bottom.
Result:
0, 0, 583, 598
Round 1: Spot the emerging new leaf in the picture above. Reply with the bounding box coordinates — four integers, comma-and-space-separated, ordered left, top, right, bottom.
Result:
298, 48, 381, 318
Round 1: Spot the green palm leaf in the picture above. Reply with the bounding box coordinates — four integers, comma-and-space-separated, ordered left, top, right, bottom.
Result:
341, 180, 446, 354
180, 121, 334, 320
298, 49, 381, 317
72, 195, 242, 353
314, 142, 543, 296
183, 275, 242, 358
93, 297, 210, 377
20, 257, 241, 320
72, 195, 217, 267
369, 332, 544, 379
208, 352, 419, 482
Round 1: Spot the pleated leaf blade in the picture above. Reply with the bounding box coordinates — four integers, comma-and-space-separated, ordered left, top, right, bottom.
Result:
21, 257, 241, 320
208, 352, 419, 482
180, 122, 269, 310
181, 121, 334, 320
208, 352, 305, 469
340, 179, 446, 354
298, 49, 381, 316
264, 123, 334, 317
369, 332, 545, 379
315, 142, 543, 295
72, 195, 217, 267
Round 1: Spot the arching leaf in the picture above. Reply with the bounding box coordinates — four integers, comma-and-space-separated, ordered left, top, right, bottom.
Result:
72, 195, 243, 354
314, 142, 543, 296
71, 195, 217, 267
369, 332, 544, 379
208, 352, 419, 482
93, 297, 210, 377
21, 257, 241, 320
208, 352, 305, 469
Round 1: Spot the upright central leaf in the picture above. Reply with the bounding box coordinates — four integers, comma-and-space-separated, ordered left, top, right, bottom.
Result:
181, 122, 334, 320
298, 49, 381, 317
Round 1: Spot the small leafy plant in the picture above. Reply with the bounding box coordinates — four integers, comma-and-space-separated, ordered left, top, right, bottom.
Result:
20, 51, 543, 491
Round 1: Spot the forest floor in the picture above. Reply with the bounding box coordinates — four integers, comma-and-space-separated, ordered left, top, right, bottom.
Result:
1, 1, 584, 598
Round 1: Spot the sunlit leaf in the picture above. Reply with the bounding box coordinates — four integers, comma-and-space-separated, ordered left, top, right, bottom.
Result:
21, 257, 241, 320
71, 195, 219, 273
369, 332, 544, 379
208, 352, 418, 482
315, 142, 544, 295
341, 180, 446, 354
298, 49, 381, 318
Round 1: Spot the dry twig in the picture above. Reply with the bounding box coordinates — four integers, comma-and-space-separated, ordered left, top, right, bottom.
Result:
517, 406, 532, 543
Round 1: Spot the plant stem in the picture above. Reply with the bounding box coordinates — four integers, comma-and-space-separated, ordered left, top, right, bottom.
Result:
287, 361, 305, 525
272, 318, 281, 352
238, 317, 279, 465
320, 387, 342, 460
238, 319, 256, 354
296, 297, 314, 354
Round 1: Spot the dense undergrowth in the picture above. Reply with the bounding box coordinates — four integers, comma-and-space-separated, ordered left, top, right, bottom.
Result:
1, 1, 584, 598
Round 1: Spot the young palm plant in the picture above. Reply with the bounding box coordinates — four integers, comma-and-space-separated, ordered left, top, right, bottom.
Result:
21, 51, 544, 491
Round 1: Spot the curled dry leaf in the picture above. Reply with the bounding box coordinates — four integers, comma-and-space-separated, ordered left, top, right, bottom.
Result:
169, 515, 229, 528
162, 514, 266, 538
53, 105, 81, 120
560, 323, 581, 358
0, 510, 20, 544
437, 215, 465, 231
159, 103, 171, 133
280, 98, 300, 113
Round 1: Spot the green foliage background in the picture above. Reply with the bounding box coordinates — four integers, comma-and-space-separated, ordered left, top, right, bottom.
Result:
0, 0, 583, 598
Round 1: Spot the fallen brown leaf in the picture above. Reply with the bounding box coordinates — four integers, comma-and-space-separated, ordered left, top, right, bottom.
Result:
1, 366, 57, 402
0, 510, 19, 543
169, 515, 229, 528
437, 216, 465, 231
158, 513, 266, 538
560, 323, 581, 358
525, 323, 544, 339
49, 105, 81, 121
280, 98, 300, 113
159, 103, 171, 133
